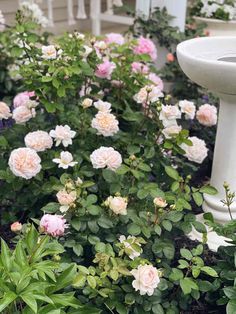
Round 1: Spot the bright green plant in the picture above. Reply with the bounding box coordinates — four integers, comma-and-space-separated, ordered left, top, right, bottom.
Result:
0, 224, 101, 313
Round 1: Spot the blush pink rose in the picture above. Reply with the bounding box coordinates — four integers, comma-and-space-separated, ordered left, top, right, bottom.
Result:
196, 104, 217, 126
91, 111, 119, 137
148, 73, 164, 91
106, 196, 128, 215
0, 101, 11, 120
131, 264, 160, 296
95, 60, 116, 79
40, 214, 66, 237
24, 130, 53, 152
90, 146, 122, 171
105, 33, 125, 45
133, 37, 157, 61
131, 62, 149, 74
10, 221, 22, 232
13, 91, 35, 108
12, 106, 36, 124
56, 189, 76, 206
8, 147, 42, 179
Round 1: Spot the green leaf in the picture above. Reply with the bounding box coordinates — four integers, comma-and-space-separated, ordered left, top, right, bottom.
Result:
26, 225, 38, 254
21, 294, 38, 313
193, 192, 203, 206
87, 276, 96, 289
127, 223, 141, 236
227, 299, 236, 314
41, 202, 60, 213
52, 264, 77, 292
98, 216, 113, 229
0, 292, 17, 312
1, 239, 11, 270
162, 220, 172, 231
165, 166, 180, 181
201, 266, 218, 277
71, 218, 81, 231
180, 278, 198, 295
169, 268, 184, 281
199, 185, 218, 195
73, 244, 83, 257
180, 248, 192, 260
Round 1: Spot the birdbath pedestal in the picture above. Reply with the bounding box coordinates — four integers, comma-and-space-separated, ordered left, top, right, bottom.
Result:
177, 37, 236, 251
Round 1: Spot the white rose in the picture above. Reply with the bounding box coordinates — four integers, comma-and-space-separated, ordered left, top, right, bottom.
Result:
131, 264, 161, 296
106, 196, 128, 215
179, 100, 196, 120
181, 136, 208, 164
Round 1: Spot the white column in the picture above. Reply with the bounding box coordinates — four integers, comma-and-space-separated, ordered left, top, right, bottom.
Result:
77, 0, 87, 19
105, 0, 114, 15
204, 95, 236, 222
135, 0, 151, 20
151, 0, 187, 32
90, 0, 101, 35
67, 0, 76, 25
47, 0, 54, 27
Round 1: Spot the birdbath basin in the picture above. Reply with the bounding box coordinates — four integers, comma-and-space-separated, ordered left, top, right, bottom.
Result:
177, 36, 236, 251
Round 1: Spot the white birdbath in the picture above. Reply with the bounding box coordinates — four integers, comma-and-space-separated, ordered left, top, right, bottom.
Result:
177, 36, 236, 251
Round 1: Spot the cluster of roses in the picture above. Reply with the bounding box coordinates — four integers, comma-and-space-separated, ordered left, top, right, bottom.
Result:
157, 100, 217, 164
3, 31, 218, 299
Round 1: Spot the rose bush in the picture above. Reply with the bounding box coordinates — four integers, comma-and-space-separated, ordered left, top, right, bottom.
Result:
0, 11, 221, 314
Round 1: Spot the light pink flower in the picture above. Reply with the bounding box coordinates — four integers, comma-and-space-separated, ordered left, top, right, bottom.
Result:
181, 136, 208, 164
12, 106, 36, 124
49, 125, 76, 147
40, 214, 66, 237
131, 264, 160, 296
167, 53, 175, 62
105, 33, 125, 45
153, 197, 167, 208
94, 100, 112, 112
196, 104, 217, 126
179, 100, 196, 120
81, 98, 93, 108
131, 62, 149, 74
106, 196, 128, 215
8, 147, 41, 179
24, 131, 53, 152
90, 146, 122, 171
159, 105, 181, 123
134, 85, 163, 105
13, 91, 35, 108
56, 189, 77, 213
148, 73, 164, 91
0, 102, 11, 120
10, 222, 22, 232
41, 45, 57, 60
133, 37, 157, 61
95, 60, 116, 79
53, 151, 78, 169
91, 111, 119, 137
162, 124, 182, 139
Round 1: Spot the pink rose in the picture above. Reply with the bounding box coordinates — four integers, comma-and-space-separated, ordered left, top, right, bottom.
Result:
105, 33, 125, 45
148, 73, 164, 91
131, 264, 160, 296
13, 91, 35, 108
166, 53, 175, 62
90, 146, 122, 171
40, 214, 66, 237
12, 106, 36, 124
49, 125, 76, 147
133, 37, 157, 61
196, 104, 217, 126
24, 130, 53, 152
56, 189, 76, 213
10, 222, 22, 232
0, 101, 11, 120
131, 62, 149, 74
95, 60, 116, 79
8, 147, 42, 179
